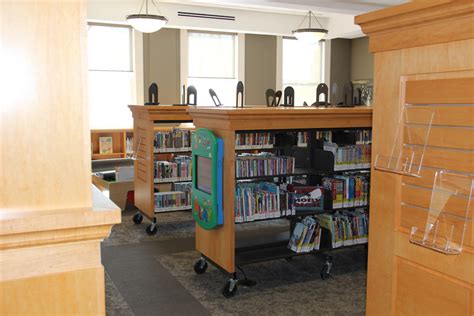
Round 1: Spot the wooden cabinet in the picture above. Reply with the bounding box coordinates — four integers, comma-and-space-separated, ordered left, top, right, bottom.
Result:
356, 1, 474, 315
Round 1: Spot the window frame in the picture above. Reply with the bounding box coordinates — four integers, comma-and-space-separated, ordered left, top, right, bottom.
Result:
87, 22, 134, 73
187, 30, 238, 80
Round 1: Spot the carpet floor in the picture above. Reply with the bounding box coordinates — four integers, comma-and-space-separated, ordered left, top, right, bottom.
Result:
103, 208, 368, 315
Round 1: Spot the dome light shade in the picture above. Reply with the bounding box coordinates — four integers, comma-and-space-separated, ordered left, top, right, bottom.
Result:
293, 11, 328, 44
293, 28, 328, 44
126, 14, 167, 33
126, 0, 168, 33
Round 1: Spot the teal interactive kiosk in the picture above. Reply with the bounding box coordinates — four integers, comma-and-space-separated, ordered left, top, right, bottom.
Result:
192, 128, 224, 230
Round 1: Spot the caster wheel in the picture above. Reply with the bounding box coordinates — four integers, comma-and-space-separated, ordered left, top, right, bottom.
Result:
222, 280, 238, 298
146, 223, 157, 235
194, 259, 208, 274
132, 213, 143, 224
320, 265, 331, 280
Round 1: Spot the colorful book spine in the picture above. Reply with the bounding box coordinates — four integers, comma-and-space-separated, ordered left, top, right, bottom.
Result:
235, 132, 275, 149
154, 191, 191, 212
323, 143, 372, 170
322, 175, 369, 209
154, 156, 192, 182
288, 216, 322, 253
315, 208, 369, 248
236, 153, 295, 178
154, 128, 192, 152
234, 182, 295, 223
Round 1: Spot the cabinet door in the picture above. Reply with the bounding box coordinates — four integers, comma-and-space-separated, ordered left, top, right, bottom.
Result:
367, 50, 474, 315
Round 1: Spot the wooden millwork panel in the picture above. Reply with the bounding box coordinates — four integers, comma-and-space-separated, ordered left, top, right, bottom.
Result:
195, 129, 236, 272
357, 2, 474, 315
133, 118, 155, 219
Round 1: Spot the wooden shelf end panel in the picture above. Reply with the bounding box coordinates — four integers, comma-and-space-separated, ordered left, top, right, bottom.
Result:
195, 129, 236, 273
133, 118, 155, 219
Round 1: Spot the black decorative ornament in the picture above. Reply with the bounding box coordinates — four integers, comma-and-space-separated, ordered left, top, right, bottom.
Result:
283, 86, 295, 107
316, 83, 329, 106
145, 83, 159, 105
187, 85, 197, 105
274, 90, 282, 106
209, 89, 223, 107
266, 89, 275, 107
342, 82, 354, 107
236, 81, 244, 108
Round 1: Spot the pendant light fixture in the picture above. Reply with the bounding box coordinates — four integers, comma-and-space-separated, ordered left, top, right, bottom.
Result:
126, 0, 168, 33
293, 11, 328, 44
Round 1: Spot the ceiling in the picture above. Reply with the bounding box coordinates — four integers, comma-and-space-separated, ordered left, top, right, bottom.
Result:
161, 0, 409, 15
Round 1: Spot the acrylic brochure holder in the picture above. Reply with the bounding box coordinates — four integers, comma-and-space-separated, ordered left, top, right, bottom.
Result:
374, 104, 434, 178
127, 136, 142, 160
410, 171, 473, 255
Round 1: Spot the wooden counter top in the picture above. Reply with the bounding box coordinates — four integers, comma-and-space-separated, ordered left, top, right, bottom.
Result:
187, 106, 373, 131
0, 186, 121, 250
128, 105, 194, 122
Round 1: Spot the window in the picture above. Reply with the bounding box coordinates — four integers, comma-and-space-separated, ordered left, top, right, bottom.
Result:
187, 32, 238, 107
282, 38, 324, 106
88, 23, 135, 129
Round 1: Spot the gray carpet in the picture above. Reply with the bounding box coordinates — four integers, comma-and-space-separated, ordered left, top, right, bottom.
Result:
103, 208, 367, 315
103, 209, 289, 247
159, 249, 366, 316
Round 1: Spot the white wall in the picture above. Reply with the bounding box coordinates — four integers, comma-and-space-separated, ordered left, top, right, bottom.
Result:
88, 0, 359, 38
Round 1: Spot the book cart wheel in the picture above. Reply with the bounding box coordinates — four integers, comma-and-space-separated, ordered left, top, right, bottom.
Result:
146, 222, 157, 236
320, 256, 332, 280
132, 212, 143, 225
193, 258, 208, 274
222, 278, 238, 298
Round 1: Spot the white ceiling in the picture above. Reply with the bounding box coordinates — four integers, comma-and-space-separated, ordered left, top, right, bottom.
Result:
161, 0, 409, 16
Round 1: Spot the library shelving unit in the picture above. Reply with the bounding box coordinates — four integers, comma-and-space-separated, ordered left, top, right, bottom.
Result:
90, 129, 134, 160
187, 106, 372, 297
128, 105, 194, 235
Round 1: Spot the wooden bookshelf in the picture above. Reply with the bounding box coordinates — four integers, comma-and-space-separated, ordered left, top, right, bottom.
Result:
90, 129, 132, 160
356, 1, 474, 315
188, 106, 373, 275
128, 105, 194, 234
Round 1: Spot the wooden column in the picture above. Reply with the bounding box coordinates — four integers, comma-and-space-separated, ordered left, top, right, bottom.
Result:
0, 1, 120, 315
356, 1, 474, 315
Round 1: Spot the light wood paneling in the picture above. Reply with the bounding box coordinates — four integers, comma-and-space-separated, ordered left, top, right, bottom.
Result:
405, 105, 474, 127
401, 40, 474, 75
406, 78, 474, 104
0, 0, 91, 210
357, 2, 474, 315
401, 184, 473, 219
399, 203, 473, 247
401, 146, 474, 173
404, 126, 474, 150
195, 129, 236, 272
394, 258, 472, 316
133, 118, 155, 219
355, 1, 474, 52
0, 267, 106, 316
188, 106, 372, 131
365, 49, 402, 315
1, 1, 120, 314
395, 231, 474, 284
